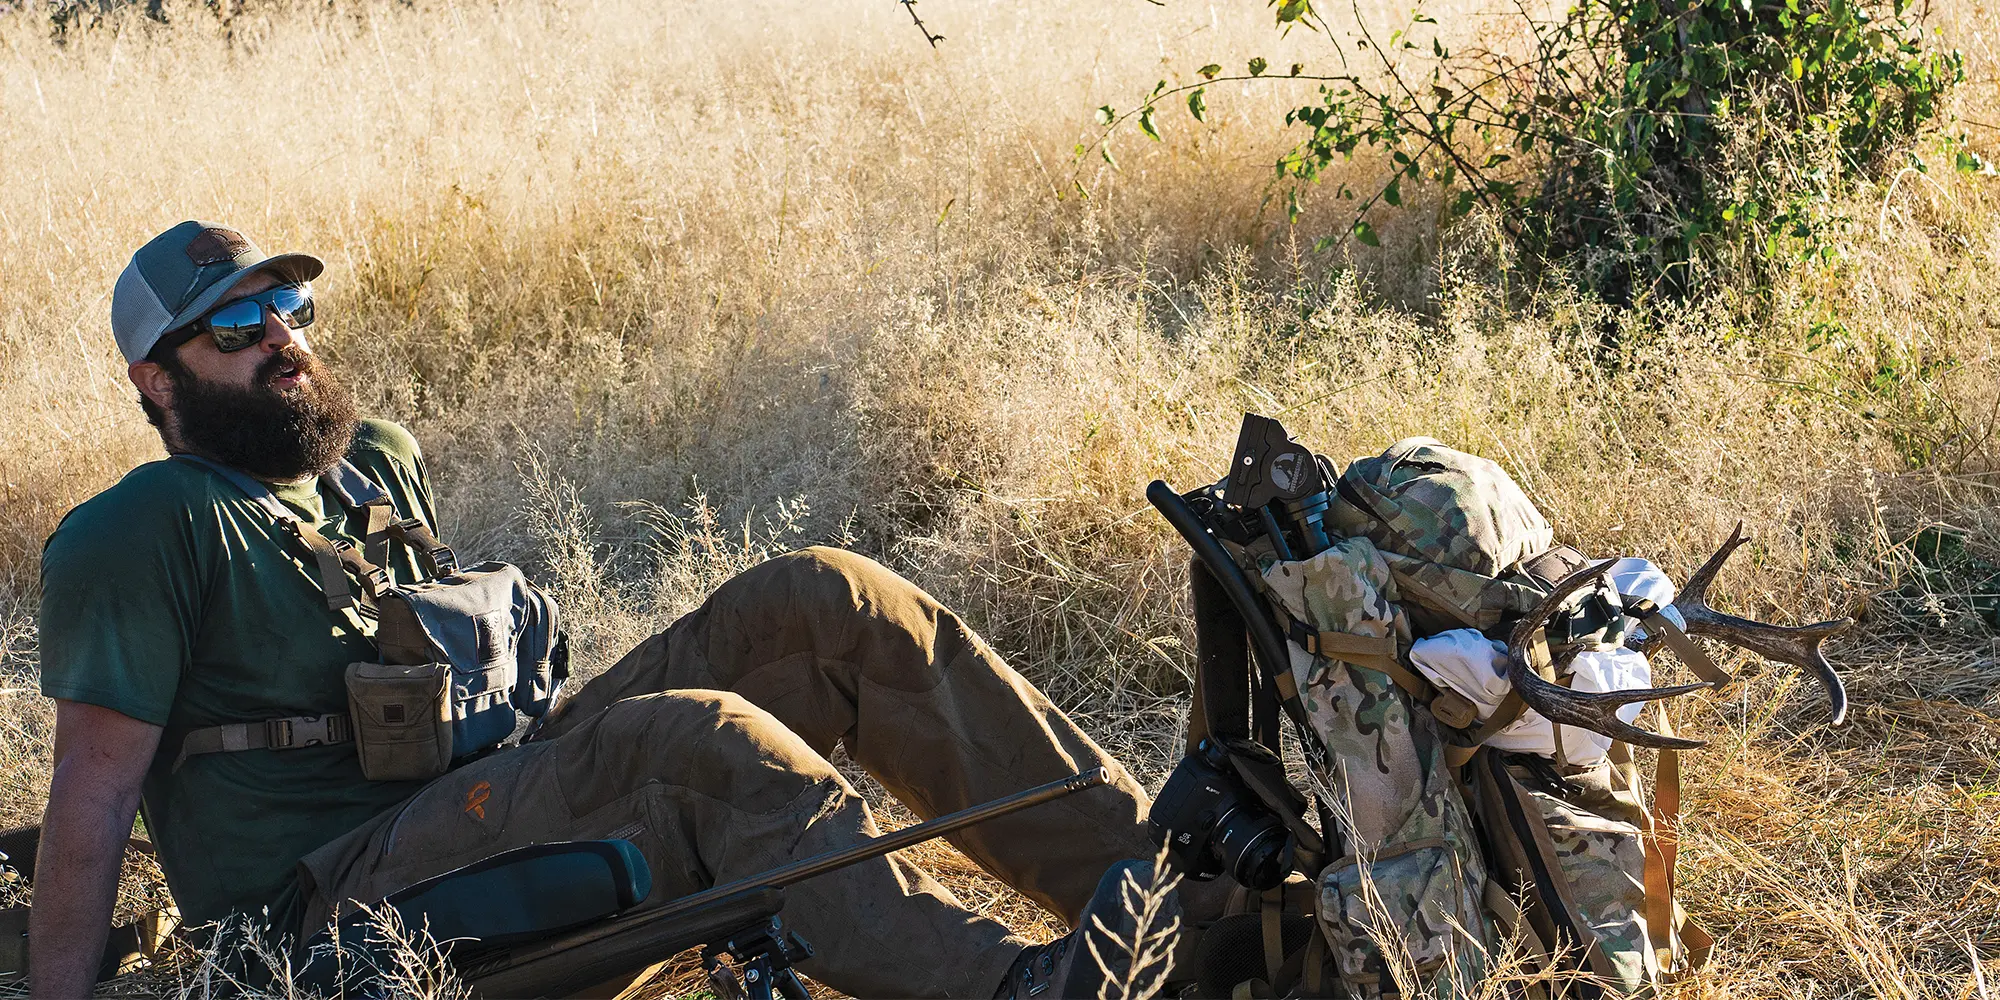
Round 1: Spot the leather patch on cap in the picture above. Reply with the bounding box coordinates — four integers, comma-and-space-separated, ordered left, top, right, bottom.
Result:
184, 227, 252, 267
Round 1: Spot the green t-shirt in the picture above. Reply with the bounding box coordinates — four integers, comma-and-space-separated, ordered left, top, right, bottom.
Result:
39, 419, 440, 924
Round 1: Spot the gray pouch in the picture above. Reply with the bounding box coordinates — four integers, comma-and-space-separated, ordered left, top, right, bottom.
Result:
345, 662, 453, 781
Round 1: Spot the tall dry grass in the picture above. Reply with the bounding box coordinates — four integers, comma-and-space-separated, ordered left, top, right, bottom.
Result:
2, 0, 1999, 995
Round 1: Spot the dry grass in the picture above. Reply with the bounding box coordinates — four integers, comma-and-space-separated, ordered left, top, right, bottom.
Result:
2, 0, 1999, 995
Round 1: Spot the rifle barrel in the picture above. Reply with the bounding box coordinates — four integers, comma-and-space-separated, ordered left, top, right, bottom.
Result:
481, 767, 1110, 969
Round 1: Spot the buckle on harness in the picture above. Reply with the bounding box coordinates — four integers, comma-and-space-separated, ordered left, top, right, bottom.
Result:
266, 715, 351, 750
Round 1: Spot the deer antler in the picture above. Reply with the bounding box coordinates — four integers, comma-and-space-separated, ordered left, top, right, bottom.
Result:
1633, 522, 1852, 725
1507, 561, 1711, 751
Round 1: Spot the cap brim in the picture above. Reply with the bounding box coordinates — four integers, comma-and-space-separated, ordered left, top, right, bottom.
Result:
161, 251, 327, 337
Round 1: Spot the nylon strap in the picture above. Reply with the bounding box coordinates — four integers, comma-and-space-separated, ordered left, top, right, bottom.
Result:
1301, 926, 1325, 997
1283, 614, 1434, 702
171, 455, 440, 611
1645, 707, 1683, 977
172, 713, 354, 771
1261, 887, 1285, 987
1235, 571, 1329, 763
359, 502, 395, 580
291, 520, 361, 612
389, 518, 460, 577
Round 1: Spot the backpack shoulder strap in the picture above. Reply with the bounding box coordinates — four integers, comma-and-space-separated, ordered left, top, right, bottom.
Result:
324, 459, 459, 578
169, 454, 385, 613
171, 453, 294, 524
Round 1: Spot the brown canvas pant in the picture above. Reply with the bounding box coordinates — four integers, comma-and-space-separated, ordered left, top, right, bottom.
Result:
296, 547, 1160, 998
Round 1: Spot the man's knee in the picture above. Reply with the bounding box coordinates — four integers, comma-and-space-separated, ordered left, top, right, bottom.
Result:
553, 689, 841, 817
716, 547, 950, 672
747, 545, 928, 617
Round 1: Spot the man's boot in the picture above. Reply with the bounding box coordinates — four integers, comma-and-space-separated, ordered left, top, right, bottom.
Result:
995, 859, 1184, 999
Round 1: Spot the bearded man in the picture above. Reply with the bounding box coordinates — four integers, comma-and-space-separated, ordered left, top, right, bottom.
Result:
30, 222, 1201, 998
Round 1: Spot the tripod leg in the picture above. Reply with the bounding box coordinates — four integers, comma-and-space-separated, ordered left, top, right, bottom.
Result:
743, 954, 777, 1000
773, 967, 811, 1000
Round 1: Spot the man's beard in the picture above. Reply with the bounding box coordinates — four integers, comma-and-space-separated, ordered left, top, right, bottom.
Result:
169, 347, 360, 481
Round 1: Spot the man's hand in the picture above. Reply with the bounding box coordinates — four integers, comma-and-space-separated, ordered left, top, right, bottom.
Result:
30, 700, 161, 999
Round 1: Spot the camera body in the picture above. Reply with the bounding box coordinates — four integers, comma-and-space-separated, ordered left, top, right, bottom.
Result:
1148, 737, 1295, 891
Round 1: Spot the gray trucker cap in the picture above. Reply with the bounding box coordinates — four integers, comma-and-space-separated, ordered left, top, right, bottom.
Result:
110, 221, 325, 364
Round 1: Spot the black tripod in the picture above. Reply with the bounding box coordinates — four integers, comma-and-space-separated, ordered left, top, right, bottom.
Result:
702, 911, 814, 1000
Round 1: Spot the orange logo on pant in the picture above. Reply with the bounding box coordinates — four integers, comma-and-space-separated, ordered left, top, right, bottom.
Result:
464, 781, 492, 820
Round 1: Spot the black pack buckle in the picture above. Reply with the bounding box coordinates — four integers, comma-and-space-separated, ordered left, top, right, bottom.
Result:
1547, 590, 1620, 645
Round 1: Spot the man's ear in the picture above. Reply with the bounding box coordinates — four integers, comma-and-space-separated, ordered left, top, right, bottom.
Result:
129, 360, 174, 410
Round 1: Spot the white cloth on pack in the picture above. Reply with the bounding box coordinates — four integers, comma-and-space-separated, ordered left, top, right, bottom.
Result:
1605, 557, 1686, 638
1407, 556, 1679, 766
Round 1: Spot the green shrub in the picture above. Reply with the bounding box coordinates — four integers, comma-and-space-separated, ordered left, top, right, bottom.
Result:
1107, 0, 1970, 304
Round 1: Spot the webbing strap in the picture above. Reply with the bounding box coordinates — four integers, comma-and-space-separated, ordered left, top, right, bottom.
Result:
291, 521, 360, 612
171, 455, 419, 611
172, 713, 354, 771
1462, 691, 1528, 747
1234, 565, 1329, 763
359, 501, 396, 580
1643, 709, 1680, 977
389, 518, 459, 578
1282, 616, 1436, 703
1301, 926, 1325, 996
1261, 887, 1285, 986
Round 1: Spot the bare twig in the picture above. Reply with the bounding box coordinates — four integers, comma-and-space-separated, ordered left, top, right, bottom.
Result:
899, 0, 943, 48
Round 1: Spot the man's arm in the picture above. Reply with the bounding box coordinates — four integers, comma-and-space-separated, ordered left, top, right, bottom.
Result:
29, 700, 162, 1000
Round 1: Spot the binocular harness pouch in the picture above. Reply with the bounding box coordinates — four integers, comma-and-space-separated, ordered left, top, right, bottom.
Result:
344, 662, 452, 781
167, 455, 566, 780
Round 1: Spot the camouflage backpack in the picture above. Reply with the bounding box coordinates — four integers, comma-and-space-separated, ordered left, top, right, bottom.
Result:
1145, 416, 1852, 999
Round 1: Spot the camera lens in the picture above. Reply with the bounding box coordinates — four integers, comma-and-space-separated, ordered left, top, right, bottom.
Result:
1212, 805, 1293, 891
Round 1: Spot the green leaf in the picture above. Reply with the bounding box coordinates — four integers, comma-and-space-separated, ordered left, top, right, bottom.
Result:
1199, 63, 1222, 79
1095, 105, 1115, 126
1352, 219, 1381, 246
1789, 54, 1805, 78
1383, 178, 1402, 206
1276, 0, 1311, 22
1139, 107, 1161, 141
1188, 88, 1208, 122
1314, 235, 1339, 253
1249, 57, 1269, 76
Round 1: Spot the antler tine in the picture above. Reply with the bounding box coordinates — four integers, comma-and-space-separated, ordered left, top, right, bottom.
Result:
1667, 523, 1854, 725
1508, 560, 1711, 751
1678, 521, 1751, 608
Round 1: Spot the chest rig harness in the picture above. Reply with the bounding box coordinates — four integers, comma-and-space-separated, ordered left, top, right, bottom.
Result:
169, 454, 567, 781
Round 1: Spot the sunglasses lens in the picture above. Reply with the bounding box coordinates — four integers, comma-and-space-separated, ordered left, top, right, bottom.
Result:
271, 286, 314, 328
204, 300, 268, 352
